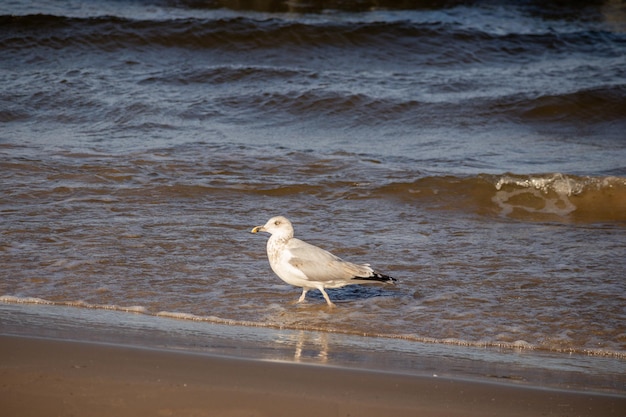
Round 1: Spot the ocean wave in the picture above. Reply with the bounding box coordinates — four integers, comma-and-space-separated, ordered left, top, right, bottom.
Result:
3, 12, 622, 132
140, 65, 313, 86
2, 141, 623, 222
2, 13, 619, 57
173, 0, 626, 17
373, 173, 626, 223
179, 0, 459, 13
216, 85, 625, 128
492, 174, 626, 222
213, 170, 621, 223
497, 85, 626, 125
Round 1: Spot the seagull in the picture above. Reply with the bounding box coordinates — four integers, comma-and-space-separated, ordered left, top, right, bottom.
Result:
251, 216, 396, 307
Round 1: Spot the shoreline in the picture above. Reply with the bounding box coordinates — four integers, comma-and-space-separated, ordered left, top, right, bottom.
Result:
1, 301, 625, 395
3, 295, 624, 360
2, 334, 625, 417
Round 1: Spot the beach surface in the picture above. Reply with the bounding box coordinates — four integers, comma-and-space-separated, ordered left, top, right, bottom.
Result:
1, 334, 624, 417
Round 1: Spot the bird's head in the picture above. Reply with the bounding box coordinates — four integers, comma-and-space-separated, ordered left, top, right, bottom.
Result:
251, 216, 294, 238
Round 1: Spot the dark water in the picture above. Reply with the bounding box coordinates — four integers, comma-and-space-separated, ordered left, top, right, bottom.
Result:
1, 0, 625, 377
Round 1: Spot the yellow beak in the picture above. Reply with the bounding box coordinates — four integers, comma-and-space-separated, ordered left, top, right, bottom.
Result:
250, 226, 264, 234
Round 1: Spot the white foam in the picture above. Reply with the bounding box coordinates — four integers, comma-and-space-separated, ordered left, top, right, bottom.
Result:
155, 311, 263, 328
0, 295, 53, 305
493, 173, 580, 217
156, 311, 204, 321
494, 173, 589, 195
0, 295, 147, 314
511, 340, 535, 349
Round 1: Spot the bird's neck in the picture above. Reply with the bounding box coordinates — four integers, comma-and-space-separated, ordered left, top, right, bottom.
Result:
267, 233, 291, 251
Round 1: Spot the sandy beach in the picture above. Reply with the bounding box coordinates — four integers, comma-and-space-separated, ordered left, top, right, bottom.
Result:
1, 334, 624, 417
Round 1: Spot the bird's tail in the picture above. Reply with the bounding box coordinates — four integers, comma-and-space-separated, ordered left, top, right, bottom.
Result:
353, 273, 397, 284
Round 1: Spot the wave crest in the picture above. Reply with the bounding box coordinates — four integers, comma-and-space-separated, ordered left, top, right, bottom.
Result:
374, 173, 626, 223
491, 174, 626, 222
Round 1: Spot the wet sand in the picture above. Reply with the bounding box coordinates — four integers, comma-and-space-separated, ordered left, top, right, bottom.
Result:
1, 335, 624, 417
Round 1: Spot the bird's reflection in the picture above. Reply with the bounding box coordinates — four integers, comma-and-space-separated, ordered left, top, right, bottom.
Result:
275, 330, 329, 363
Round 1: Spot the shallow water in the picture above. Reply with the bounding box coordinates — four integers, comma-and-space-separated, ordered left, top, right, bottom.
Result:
2, 302, 625, 394
1, 0, 625, 365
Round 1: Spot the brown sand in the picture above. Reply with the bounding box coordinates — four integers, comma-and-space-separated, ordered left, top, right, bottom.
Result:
0, 335, 623, 417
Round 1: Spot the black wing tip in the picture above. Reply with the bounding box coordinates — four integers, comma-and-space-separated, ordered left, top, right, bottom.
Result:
353, 273, 397, 284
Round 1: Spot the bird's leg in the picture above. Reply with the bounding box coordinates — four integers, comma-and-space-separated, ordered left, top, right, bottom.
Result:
297, 288, 308, 303
319, 288, 336, 308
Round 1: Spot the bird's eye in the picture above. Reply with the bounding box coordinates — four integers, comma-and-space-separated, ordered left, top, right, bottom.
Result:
274, 220, 280, 225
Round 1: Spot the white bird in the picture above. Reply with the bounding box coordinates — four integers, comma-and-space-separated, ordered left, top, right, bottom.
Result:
251, 216, 396, 307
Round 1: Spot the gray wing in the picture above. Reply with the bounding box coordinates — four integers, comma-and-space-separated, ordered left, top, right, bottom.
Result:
285, 238, 373, 282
